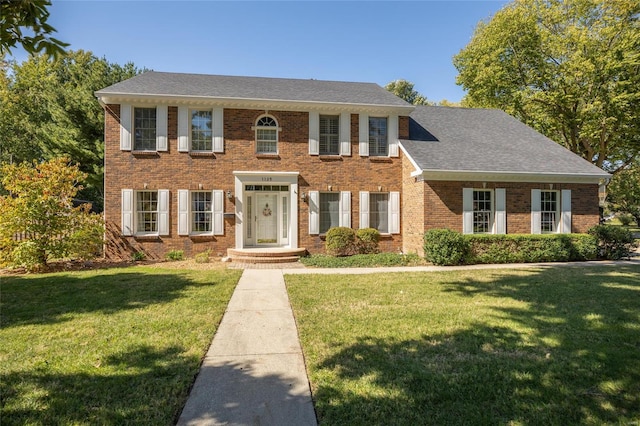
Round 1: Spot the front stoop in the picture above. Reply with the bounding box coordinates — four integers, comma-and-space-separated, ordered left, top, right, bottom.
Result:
227, 248, 307, 264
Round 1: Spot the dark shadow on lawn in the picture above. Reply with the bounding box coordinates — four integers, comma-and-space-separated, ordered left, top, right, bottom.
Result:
1, 345, 200, 425
1, 270, 223, 328
313, 265, 640, 425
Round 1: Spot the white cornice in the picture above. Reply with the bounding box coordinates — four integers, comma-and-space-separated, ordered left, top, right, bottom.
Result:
94, 93, 414, 115
413, 169, 609, 184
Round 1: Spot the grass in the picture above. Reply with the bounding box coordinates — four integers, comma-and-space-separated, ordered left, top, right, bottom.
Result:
300, 252, 426, 268
286, 264, 640, 425
0, 265, 242, 425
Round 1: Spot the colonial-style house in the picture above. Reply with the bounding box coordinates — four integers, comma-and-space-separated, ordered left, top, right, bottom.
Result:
95, 71, 609, 262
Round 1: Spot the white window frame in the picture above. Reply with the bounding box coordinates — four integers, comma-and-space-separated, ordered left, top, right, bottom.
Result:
319, 114, 340, 155
309, 191, 351, 235
359, 191, 400, 234
254, 114, 279, 154
121, 189, 169, 237
177, 189, 224, 236
368, 116, 388, 157
133, 106, 157, 151
463, 188, 506, 234
177, 107, 224, 153
531, 189, 571, 234
310, 111, 351, 156
473, 189, 493, 234
190, 109, 213, 152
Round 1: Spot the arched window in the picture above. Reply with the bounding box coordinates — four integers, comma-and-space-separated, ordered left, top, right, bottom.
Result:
255, 115, 278, 154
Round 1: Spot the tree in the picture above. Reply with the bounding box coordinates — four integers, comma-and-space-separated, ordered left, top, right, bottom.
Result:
0, 157, 103, 271
454, 0, 640, 173
606, 162, 640, 225
0, 0, 68, 57
0, 50, 142, 209
385, 79, 434, 105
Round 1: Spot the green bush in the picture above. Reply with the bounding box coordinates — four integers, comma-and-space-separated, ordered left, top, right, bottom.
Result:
165, 249, 184, 261
132, 251, 146, 261
326, 227, 357, 256
194, 249, 211, 264
356, 228, 381, 254
423, 229, 470, 266
588, 225, 637, 260
466, 234, 597, 264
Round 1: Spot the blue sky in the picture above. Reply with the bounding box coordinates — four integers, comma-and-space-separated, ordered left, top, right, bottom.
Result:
10, 1, 510, 102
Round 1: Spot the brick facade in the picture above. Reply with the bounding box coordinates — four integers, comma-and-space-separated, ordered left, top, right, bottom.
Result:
104, 105, 404, 259
103, 102, 601, 260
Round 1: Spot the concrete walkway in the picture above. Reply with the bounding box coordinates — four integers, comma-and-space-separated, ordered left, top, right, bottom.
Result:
176, 269, 317, 426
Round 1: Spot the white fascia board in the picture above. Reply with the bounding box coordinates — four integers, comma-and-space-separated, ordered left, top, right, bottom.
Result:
416, 169, 610, 184
399, 142, 423, 175
94, 93, 415, 115
233, 171, 300, 184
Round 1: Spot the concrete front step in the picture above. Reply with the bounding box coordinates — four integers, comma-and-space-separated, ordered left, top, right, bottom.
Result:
227, 248, 307, 264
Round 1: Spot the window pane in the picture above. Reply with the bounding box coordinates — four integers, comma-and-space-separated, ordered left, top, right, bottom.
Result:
369, 193, 388, 233
191, 110, 212, 151
320, 193, 340, 234
191, 192, 212, 233
134, 108, 157, 151
473, 190, 492, 233
540, 191, 558, 233
136, 191, 158, 233
320, 115, 339, 155
369, 117, 388, 156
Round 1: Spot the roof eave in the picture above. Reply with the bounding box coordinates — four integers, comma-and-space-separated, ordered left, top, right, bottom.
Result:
412, 169, 610, 185
94, 92, 415, 114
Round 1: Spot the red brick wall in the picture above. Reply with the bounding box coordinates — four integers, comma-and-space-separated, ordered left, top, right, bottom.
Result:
104, 105, 404, 259
422, 180, 600, 235
401, 151, 425, 255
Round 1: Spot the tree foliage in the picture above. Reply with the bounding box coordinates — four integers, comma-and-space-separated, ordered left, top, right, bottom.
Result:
454, 0, 640, 172
385, 79, 434, 105
606, 161, 640, 225
0, 157, 104, 271
0, 0, 68, 57
0, 50, 142, 208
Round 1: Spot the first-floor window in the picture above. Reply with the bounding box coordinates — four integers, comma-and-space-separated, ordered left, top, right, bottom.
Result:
473, 190, 492, 233
192, 191, 212, 233
540, 190, 558, 233
369, 193, 389, 233
319, 192, 340, 234
136, 191, 158, 233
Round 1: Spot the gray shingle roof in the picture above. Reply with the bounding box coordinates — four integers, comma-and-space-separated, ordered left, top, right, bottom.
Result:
401, 106, 610, 178
96, 71, 411, 108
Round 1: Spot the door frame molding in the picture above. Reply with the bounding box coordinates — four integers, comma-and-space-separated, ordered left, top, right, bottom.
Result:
233, 171, 299, 249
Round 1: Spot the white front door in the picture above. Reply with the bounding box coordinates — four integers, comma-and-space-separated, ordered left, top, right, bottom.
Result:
243, 187, 290, 247
256, 193, 278, 245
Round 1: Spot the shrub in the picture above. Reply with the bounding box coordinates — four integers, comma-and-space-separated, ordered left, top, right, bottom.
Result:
300, 252, 424, 268
588, 225, 637, 260
356, 228, 381, 254
466, 234, 598, 264
132, 251, 146, 261
194, 249, 211, 264
423, 229, 470, 266
165, 249, 184, 261
326, 227, 357, 256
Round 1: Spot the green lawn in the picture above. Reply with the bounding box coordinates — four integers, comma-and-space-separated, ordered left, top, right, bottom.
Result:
286, 264, 640, 425
1, 265, 241, 425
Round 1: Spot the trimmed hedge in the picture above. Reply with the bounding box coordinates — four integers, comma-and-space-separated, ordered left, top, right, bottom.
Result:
466, 234, 598, 264
423, 229, 598, 265
423, 229, 470, 266
588, 224, 637, 260
356, 228, 381, 254
326, 227, 357, 257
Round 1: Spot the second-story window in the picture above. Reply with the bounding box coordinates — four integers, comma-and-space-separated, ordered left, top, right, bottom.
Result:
255, 115, 278, 154
320, 115, 339, 155
134, 107, 156, 151
369, 116, 388, 156
191, 110, 212, 151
